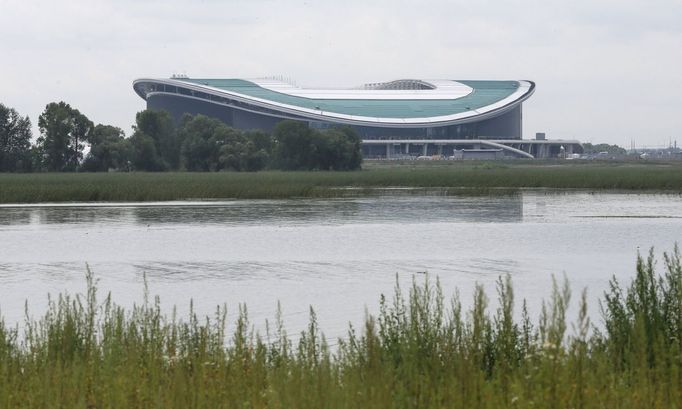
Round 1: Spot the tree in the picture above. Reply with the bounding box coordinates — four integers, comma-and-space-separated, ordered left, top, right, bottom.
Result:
582, 143, 627, 156
241, 130, 272, 171
246, 130, 274, 154
178, 114, 229, 171
36, 102, 93, 171
273, 121, 362, 170
337, 126, 362, 170
0, 103, 32, 172
273, 120, 315, 170
130, 133, 164, 171
315, 127, 362, 170
178, 114, 272, 172
132, 110, 178, 170
219, 130, 273, 172
82, 125, 132, 172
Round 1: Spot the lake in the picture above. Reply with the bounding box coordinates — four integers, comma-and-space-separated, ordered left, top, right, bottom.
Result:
1, 191, 680, 341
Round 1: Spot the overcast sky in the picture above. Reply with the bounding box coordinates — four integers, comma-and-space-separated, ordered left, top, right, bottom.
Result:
1, 0, 680, 147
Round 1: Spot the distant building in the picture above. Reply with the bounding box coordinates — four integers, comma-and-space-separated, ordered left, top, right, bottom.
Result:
133, 77, 582, 159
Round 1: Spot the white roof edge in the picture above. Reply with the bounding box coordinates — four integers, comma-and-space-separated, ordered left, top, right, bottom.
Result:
133, 78, 535, 127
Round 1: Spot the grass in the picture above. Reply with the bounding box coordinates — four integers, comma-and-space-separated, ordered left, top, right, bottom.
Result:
0, 248, 681, 408
1, 161, 682, 203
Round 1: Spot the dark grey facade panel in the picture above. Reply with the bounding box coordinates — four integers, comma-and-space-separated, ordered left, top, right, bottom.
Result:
145, 93, 523, 140
147, 94, 235, 126
147, 93, 302, 131
474, 105, 522, 140
232, 108, 282, 132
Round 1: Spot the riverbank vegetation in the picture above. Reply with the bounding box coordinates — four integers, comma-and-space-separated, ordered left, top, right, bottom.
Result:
1, 162, 682, 202
0, 102, 361, 173
0, 248, 680, 408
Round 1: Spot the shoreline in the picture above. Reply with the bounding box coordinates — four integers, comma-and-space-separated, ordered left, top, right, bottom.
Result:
1, 162, 682, 203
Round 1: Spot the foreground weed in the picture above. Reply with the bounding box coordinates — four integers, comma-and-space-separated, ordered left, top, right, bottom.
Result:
0, 248, 681, 408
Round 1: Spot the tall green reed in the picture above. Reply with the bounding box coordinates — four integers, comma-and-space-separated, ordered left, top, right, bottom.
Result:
0, 248, 681, 408
1, 163, 682, 203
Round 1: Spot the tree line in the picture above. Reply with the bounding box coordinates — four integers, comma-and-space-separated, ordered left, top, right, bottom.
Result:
581, 142, 627, 156
0, 102, 362, 172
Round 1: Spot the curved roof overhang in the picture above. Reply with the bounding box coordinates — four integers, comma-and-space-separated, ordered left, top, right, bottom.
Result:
133, 78, 535, 129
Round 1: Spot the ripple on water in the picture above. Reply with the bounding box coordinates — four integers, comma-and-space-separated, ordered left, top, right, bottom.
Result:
0, 192, 681, 339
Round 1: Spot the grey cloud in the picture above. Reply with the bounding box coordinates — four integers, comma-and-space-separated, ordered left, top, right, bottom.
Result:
0, 0, 680, 146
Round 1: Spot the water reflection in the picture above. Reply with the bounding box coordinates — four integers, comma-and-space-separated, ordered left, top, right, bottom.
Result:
1, 192, 680, 340
131, 196, 525, 225
0, 208, 32, 225
39, 207, 136, 225
0, 194, 525, 227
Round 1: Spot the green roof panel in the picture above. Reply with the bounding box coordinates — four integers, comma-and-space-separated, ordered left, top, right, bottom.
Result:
177, 78, 521, 119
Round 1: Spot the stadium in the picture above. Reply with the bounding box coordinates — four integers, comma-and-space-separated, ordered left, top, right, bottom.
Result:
133, 77, 581, 159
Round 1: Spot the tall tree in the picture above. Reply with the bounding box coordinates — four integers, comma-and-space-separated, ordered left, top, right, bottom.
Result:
240, 130, 272, 171
273, 120, 315, 170
132, 110, 178, 170
273, 121, 362, 170
337, 126, 362, 170
178, 114, 271, 172
130, 133, 164, 171
0, 103, 32, 172
82, 125, 132, 172
178, 114, 228, 171
36, 102, 93, 171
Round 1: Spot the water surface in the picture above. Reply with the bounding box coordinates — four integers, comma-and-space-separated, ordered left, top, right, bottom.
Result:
1, 192, 680, 340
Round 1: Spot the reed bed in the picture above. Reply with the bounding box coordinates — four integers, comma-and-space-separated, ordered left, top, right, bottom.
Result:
1, 162, 682, 203
0, 248, 681, 408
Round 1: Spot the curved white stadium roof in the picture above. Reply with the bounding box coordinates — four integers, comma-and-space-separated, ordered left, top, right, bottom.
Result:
133, 77, 535, 128
250, 78, 476, 100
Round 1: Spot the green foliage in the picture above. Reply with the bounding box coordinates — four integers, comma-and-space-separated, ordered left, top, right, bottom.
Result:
1, 162, 681, 203
582, 143, 628, 156
131, 110, 178, 171
178, 114, 227, 171
1, 107, 362, 174
177, 114, 272, 172
0, 249, 681, 408
272, 120, 315, 170
130, 133, 164, 171
82, 125, 132, 172
36, 101, 93, 171
601, 247, 682, 373
0, 103, 33, 172
311, 127, 362, 171
236, 130, 273, 172
273, 121, 362, 170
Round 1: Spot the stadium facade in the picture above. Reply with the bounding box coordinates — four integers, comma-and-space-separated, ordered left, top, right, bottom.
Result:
133, 77, 581, 159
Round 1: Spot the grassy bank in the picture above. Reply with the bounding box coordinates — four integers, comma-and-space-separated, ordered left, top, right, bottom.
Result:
1, 161, 682, 203
0, 248, 681, 408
